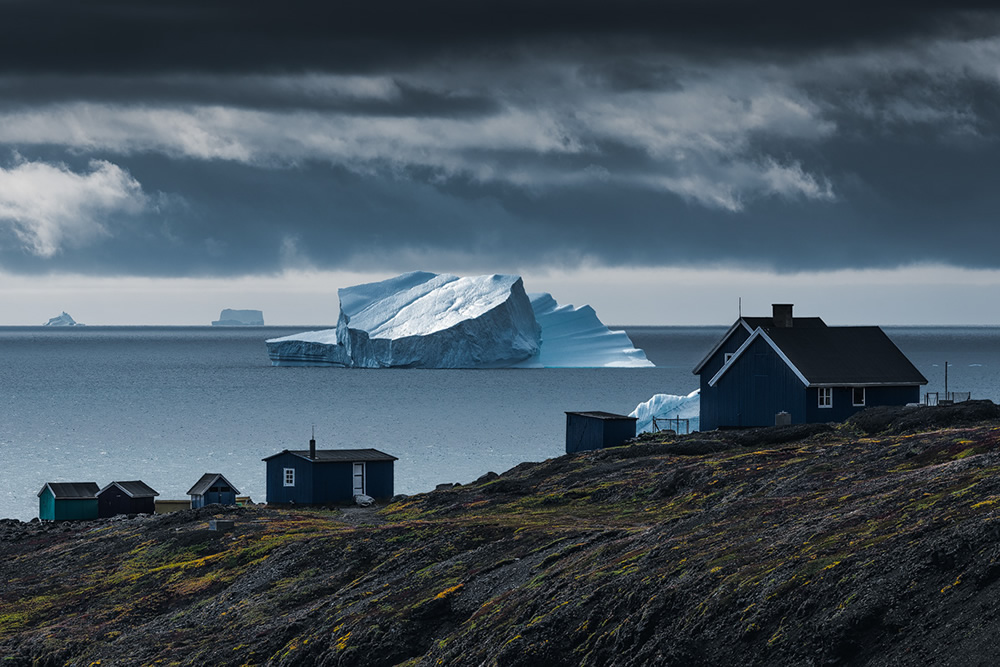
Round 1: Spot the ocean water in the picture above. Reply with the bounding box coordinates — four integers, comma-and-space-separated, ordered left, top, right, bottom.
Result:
1, 325, 997, 522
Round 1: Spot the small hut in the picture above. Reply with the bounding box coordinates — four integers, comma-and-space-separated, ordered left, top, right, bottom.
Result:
97, 480, 159, 518
565, 411, 638, 453
263, 438, 397, 505
38, 482, 100, 521
187, 473, 240, 509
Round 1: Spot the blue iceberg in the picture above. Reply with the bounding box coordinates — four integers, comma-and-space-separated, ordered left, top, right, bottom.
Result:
266, 271, 652, 368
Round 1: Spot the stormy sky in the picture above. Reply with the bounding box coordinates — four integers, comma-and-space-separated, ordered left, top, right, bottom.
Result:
2, 1, 1000, 324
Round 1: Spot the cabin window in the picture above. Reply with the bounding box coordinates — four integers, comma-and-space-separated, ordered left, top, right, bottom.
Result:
818, 387, 833, 408
724, 352, 734, 364
283, 468, 295, 487
853, 387, 866, 406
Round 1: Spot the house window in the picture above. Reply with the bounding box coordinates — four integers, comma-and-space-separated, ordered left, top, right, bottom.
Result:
283, 468, 295, 487
818, 387, 833, 408
853, 387, 866, 406
724, 352, 734, 364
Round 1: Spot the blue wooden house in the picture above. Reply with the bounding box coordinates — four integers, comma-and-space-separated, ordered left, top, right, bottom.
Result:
187, 473, 240, 508
565, 411, 637, 453
38, 482, 100, 521
263, 439, 397, 505
694, 304, 927, 430
97, 480, 159, 518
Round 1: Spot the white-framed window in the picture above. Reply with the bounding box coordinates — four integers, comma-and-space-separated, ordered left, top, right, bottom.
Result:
724, 352, 734, 364
283, 468, 295, 487
818, 387, 833, 408
853, 387, 866, 406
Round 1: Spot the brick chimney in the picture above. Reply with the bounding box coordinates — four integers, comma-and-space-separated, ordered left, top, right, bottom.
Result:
772, 304, 793, 328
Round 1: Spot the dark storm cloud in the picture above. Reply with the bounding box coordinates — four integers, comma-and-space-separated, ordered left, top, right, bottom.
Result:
0, 76, 499, 117
0, 0, 995, 75
3, 1, 1000, 277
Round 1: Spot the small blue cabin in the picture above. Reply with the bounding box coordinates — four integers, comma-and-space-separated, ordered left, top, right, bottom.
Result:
694, 304, 928, 430
565, 411, 638, 453
38, 482, 100, 521
263, 439, 397, 505
98, 480, 159, 518
187, 473, 240, 509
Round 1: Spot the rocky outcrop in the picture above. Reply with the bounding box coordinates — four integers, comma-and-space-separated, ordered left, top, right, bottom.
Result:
3, 405, 1000, 665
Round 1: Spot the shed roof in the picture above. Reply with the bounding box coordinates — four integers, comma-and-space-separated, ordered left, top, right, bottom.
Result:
99, 480, 159, 498
565, 411, 637, 421
37, 482, 99, 499
262, 448, 398, 463
187, 473, 240, 496
711, 326, 928, 387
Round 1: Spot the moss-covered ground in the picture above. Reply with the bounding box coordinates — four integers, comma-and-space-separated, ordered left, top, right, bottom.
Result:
5, 404, 1000, 665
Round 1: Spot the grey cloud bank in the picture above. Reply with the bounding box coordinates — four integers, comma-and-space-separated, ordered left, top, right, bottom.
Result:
1, 1, 1000, 290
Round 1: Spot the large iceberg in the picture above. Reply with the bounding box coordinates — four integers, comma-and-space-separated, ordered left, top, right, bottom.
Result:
630, 390, 701, 434
266, 271, 652, 368
513, 293, 652, 368
267, 272, 541, 368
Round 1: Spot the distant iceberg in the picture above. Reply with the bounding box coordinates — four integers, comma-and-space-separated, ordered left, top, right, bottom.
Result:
630, 390, 700, 434
266, 271, 652, 368
213, 309, 264, 326
44, 312, 82, 326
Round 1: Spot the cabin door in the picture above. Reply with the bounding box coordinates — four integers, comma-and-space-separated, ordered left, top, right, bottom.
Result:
353, 462, 366, 496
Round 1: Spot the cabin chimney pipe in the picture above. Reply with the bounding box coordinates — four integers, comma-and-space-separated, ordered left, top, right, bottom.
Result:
309, 438, 316, 459
772, 304, 793, 328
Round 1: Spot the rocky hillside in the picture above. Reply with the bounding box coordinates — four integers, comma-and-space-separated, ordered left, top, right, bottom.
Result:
4, 402, 1000, 666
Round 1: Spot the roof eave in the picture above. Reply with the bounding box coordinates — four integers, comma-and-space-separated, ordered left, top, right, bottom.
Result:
692, 320, 753, 375
708, 328, 811, 388
806, 380, 929, 388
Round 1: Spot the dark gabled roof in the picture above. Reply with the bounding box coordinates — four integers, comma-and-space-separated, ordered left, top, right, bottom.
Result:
565, 411, 637, 421
37, 482, 99, 499
693, 317, 828, 374
262, 448, 398, 463
741, 317, 827, 330
711, 326, 928, 387
762, 326, 927, 386
99, 480, 159, 498
187, 473, 240, 496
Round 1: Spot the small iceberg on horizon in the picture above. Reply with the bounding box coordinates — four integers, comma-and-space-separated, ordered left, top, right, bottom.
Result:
630, 390, 700, 434
44, 312, 83, 326
266, 271, 652, 369
212, 309, 264, 326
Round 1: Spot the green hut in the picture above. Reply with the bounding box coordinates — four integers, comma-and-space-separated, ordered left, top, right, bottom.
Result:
38, 482, 100, 521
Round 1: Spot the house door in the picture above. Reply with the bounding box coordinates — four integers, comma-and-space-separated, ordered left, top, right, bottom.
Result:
353, 463, 365, 496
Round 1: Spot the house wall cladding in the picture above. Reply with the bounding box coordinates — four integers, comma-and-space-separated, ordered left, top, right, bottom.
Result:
698, 327, 754, 431
804, 385, 920, 423
98, 487, 155, 518
265, 452, 315, 505
363, 461, 395, 499
265, 454, 395, 505
711, 336, 807, 429
40, 495, 98, 521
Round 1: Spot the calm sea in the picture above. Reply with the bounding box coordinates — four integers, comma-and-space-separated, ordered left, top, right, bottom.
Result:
1, 326, 996, 521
